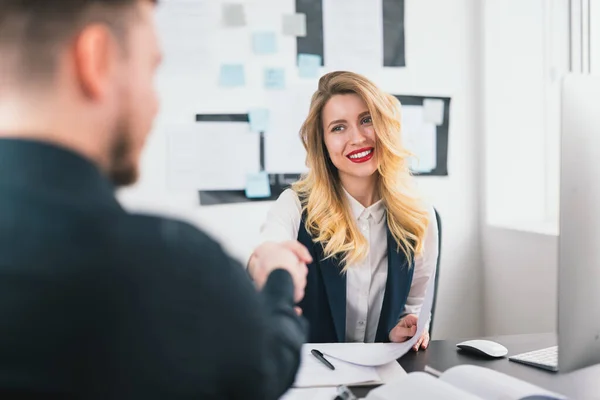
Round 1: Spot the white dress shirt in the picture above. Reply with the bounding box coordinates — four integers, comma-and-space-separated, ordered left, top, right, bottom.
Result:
260, 188, 439, 343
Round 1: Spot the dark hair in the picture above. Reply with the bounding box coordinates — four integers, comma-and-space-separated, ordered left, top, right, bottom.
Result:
0, 0, 157, 84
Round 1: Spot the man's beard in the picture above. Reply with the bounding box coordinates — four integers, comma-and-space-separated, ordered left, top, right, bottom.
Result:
108, 117, 138, 187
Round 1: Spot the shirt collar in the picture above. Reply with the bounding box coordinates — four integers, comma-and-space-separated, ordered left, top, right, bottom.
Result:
342, 186, 386, 223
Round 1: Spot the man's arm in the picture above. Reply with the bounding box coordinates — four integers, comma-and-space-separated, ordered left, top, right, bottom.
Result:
254, 267, 307, 397
105, 218, 306, 399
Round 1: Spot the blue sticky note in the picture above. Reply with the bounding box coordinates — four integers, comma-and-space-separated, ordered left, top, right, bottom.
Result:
252, 32, 277, 55
245, 172, 271, 198
298, 53, 321, 78
219, 64, 245, 87
248, 108, 270, 132
264, 68, 285, 89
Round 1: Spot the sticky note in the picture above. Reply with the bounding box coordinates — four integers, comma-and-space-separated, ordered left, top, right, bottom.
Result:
222, 3, 246, 27
245, 172, 271, 198
264, 68, 285, 89
252, 32, 277, 55
219, 64, 245, 87
282, 13, 307, 37
298, 53, 322, 78
248, 108, 270, 132
423, 99, 445, 126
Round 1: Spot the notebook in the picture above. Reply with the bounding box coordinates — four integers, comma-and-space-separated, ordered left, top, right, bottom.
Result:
365, 364, 567, 400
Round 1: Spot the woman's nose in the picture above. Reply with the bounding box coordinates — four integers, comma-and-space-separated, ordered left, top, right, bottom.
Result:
348, 125, 367, 144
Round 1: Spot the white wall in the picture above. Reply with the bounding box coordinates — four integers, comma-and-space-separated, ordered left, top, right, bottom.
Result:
118, 0, 485, 339
482, 227, 557, 335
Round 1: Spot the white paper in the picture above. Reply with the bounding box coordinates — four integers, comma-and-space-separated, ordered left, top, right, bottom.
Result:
441, 365, 567, 400
366, 372, 480, 400
282, 13, 307, 37
323, 0, 383, 73
292, 345, 381, 388
279, 388, 338, 400
264, 84, 314, 174
402, 105, 437, 173
196, 123, 260, 190
167, 123, 260, 191
375, 359, 408, 383
319, 264, 437, 367
222, 3, 246, 27
167, 124, 202, 190
155, 0, 217, 71
423, 99, 445, 126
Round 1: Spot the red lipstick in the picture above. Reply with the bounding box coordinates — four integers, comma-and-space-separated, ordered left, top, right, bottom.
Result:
346, 147, 375, 164
346, 147, 374, 163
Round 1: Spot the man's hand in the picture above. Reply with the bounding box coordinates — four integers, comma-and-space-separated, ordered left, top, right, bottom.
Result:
389, 314, 430, 351
248, 241, 312, 303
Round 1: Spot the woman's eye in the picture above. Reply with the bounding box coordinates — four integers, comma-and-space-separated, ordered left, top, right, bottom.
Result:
361, 116, 372, 124
332, 125, 344, 132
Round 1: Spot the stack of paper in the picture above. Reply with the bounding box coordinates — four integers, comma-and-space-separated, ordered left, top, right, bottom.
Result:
280, 347, 405, 400
279, 248, 437, 399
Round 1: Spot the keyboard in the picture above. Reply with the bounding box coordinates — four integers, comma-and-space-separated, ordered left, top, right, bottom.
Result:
508, 346, 558, 372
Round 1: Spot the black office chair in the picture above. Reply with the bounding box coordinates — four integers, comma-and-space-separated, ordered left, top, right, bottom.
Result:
428, 208, 442, 337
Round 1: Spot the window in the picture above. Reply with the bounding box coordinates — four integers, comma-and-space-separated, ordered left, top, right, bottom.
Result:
484, 0, 569, 234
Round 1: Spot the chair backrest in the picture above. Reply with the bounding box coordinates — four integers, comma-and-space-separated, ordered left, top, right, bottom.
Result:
429, 208, 442, 336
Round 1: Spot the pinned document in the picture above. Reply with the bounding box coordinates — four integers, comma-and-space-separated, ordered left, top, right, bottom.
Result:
264, 68, 285, 89
252, 32, 277, 55
219, 64, 245, 87
423, 99, 445, 126
248, 108, 270, 132
282, 13, 307, 36
245, 172, 271, 198
222, 3, 246, 27
298, 54, 322, 78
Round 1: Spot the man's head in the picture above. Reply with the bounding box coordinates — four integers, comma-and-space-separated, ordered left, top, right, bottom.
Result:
0, 0, 162, 186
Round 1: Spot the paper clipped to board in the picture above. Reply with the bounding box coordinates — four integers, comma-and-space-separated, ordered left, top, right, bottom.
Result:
221, 3, 246, 27
323, 0, 383, 72
298, 54, 322, 79
282, 13, 307, 37
248, 108, 270, 132
264, 68, 286, 90
402, 105, 437, 173
219, 64, 245, 87
245, 171, 271, 199
423, 99, 445, 126
252, 31, 278, 55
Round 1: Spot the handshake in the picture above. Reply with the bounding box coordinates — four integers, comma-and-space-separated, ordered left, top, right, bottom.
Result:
247, 241, 312, 305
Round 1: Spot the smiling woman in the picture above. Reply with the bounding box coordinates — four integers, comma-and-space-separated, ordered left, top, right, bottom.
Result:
248, 71, 439, 347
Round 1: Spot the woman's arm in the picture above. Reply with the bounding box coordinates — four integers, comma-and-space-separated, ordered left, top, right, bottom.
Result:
247, 189, 304, 278
404, 206, 439, 318
260, 189, 303, 243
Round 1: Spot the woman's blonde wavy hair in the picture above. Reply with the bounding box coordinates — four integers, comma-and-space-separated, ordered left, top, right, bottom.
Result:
292, 71, 430, 270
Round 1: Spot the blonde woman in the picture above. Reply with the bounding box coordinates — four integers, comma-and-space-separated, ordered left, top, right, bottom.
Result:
248, 71, 439, 348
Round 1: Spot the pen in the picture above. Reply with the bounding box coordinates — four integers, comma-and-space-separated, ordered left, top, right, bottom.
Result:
311, 349, 335, 370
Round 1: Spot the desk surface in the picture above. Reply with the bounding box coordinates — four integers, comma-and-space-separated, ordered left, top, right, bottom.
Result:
352, 333, 600, 399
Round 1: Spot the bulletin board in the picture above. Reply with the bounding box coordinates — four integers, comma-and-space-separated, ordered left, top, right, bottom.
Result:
158, 0, 451, 206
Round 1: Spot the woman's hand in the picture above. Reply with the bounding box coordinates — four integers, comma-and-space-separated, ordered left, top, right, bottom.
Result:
389, 314, 430, 351
247, 241, 312, 303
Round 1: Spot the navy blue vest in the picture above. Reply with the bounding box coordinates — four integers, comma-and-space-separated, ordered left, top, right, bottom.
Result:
297, 213, 415, 343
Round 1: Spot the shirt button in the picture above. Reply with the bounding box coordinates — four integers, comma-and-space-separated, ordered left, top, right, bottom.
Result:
358, 320, 365, 326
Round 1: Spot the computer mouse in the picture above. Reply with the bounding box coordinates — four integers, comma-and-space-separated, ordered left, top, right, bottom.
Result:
456, 339, 508, 358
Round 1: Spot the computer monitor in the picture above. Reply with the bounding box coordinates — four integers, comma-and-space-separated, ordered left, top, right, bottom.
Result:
509, 74, 600, 373
557, 73, 600, 372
